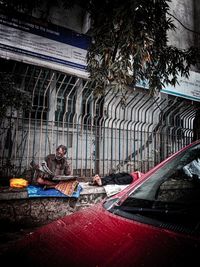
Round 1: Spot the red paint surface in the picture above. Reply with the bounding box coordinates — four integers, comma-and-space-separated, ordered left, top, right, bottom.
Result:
2, 203, 199, 267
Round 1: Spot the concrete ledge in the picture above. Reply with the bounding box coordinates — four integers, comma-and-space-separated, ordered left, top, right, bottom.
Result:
0, 187, 28, 200
0, 182, 105, 200
0, 183, 107, 227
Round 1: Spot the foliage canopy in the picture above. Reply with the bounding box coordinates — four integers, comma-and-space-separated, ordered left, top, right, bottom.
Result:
85, 0, 199, 96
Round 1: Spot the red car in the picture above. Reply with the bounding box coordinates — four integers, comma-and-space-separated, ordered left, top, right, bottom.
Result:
1, 140, 200, 267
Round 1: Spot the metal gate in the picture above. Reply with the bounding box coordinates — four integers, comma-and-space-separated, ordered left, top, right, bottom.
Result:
0, 61, 196, 179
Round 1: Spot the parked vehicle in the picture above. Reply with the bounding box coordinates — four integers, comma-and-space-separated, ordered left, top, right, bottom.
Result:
1, 140, 200, 267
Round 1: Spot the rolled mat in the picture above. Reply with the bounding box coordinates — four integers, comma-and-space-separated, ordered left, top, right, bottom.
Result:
55, 180, 79, 196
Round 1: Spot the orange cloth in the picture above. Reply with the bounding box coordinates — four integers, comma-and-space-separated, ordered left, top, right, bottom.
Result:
55, 180, 79, 196
10, 178, 29, 188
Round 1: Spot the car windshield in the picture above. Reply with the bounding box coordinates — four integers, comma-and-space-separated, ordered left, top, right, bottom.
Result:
106, 142, 200, 234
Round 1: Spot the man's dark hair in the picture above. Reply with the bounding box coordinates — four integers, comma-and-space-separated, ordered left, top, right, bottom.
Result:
56, 145, 67, 155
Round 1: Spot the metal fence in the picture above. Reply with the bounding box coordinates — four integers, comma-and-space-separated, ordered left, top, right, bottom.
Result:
0, 62, 196, 179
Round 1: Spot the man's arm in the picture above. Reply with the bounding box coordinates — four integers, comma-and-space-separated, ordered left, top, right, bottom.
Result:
64, 160, 71, 176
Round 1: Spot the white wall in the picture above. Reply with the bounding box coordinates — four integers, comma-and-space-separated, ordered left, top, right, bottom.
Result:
168, 0, 194, 49
32, 2, 88, 34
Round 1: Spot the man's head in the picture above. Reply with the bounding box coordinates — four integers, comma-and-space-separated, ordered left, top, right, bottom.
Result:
55, 145, 67, 160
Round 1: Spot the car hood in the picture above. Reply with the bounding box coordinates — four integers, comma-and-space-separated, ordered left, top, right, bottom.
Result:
2, 203, 199, 267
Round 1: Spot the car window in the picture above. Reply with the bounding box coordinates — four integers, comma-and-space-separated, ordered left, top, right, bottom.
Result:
130, 144, 200, 203
111, 143, 200, 234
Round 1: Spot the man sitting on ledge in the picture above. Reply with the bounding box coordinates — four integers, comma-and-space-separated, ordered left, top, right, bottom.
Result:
31, 145, 71, 189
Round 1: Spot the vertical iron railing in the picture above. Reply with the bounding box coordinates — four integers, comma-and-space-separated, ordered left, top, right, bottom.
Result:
0, 62, 197, 179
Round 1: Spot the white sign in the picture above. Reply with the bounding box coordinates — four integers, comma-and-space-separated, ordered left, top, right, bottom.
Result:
137, 71, 200, 102
0, 12, 91, 78
161, 71, 200, 102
